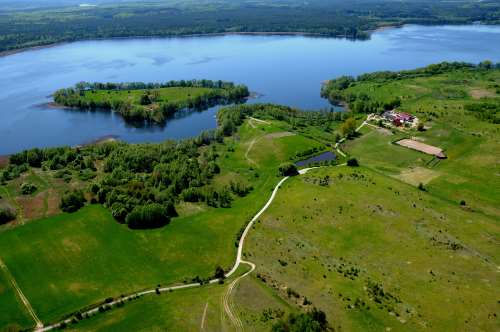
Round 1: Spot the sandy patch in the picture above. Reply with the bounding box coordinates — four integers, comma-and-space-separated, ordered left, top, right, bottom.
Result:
176, 201, 207, 217
469, 88, 496, 100
405, 84, 430, 93
16, 192, 45, 220
376, 127, 393, 136
396, 139, 445, 158
397, 167, 441, 186
264, 132, 295, 139
46, 189, 61, 216
248, 117, 270, 128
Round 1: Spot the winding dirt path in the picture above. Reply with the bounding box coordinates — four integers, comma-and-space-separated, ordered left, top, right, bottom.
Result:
35, 167, 322, 332
221, 168, 319, 329
222, 261, 255, 331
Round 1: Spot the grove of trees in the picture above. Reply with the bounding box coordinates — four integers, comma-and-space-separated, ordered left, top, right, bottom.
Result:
53, 80, 250, 124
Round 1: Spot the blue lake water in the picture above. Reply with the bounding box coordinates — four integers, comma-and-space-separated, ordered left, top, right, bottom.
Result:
1, 24, 500, 154
296, 151, 337, 167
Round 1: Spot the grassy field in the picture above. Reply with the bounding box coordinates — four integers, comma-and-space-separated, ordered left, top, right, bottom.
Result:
1, 66, 498, 331
245, 166, 500, 331
67, 283, 227, 332
61, 271, 293, 332
0, 117, 328, 326
79, 87, 216, 107
0, 268, 34, 332
341, 68, 500, 218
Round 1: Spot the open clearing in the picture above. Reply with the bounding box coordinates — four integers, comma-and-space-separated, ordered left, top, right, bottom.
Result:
1, 67, 499, 331
245, 166, 500, 331
396, 166, 441, 185
0, 117, 326, 326
469, 88, 497, 99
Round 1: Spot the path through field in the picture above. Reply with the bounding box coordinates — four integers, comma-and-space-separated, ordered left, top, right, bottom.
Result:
200, 302, 208, 330
0, 258, 43, 328
33, 114, 363, 332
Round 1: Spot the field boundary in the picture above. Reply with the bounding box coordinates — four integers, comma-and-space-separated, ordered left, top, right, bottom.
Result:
35, 166, 323, 332
0, 258, 43, 328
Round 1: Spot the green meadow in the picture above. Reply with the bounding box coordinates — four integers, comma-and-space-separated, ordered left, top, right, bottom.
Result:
340, 67, 500, 218
68, 284, 228, 332
61, 271, 293, 332
0, 65, 498, 331
245, 166, 500, 331
78, 87, 216, 106
0, 117, 327, 326
0, 268, 33, 331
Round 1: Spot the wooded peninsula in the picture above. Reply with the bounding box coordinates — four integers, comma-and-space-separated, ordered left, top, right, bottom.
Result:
53, 80, 250, 123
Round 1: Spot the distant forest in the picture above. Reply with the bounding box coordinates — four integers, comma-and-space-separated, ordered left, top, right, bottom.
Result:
0, 0, 499, 53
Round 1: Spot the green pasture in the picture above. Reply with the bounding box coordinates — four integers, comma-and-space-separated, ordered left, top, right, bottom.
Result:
0, 268, 34, 332
0, 117, 324, 325
245, 166, 500, 331
80, 87, 217, 107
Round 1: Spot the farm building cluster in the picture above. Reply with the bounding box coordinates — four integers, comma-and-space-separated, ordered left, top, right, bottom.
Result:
382, 111, 417, 127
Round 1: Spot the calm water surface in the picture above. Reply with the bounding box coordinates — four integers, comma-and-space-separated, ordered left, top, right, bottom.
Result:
1, 24, 500, 154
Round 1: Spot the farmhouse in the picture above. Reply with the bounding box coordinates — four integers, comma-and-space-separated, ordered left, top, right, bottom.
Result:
382, 111, 415, 126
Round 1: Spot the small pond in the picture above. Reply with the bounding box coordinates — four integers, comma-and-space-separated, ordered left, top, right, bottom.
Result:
296, 151, 336, 167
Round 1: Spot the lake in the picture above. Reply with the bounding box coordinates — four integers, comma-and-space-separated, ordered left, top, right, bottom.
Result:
1, 24, 500, 154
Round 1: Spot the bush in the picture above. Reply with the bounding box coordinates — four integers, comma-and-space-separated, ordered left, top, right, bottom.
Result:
347, 158, 359, 167
418, 183, 426, 191
0, 205, 16, 224
214, 266, 225, 279
110, 202, 128, 223
279, 163, 299, 176
20, 182, 37, 195
125, 203, 170, 229
272, 308, 328, 332
60, 190, 86, 213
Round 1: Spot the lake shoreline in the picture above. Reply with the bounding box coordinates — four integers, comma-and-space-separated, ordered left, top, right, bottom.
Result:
2, 24, 499, 155
3, 22, 493, 59
0, 30, 371, 58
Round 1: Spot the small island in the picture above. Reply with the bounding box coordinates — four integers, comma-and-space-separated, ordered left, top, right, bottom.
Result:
53, 80, 250, 123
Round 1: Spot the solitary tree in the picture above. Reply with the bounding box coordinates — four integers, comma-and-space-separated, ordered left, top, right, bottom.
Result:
139, 93, 152, 105
341, 118, 357, 138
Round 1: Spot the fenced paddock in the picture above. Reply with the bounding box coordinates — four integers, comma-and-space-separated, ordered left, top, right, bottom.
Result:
396, 139, 446, 158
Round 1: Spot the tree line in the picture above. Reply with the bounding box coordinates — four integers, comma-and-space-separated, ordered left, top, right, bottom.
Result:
321, 61, 500, 113
4, 103, 313, 229
53, 80, 249, 124
2, 0, 499, 53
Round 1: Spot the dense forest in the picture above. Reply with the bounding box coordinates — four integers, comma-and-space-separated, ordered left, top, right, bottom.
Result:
321, 61, 500, 117
1, 0, 499, 53
1, 103, 336, 229
53, 80, 249, 124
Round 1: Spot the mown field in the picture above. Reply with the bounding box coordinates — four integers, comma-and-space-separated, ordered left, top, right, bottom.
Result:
245, 166, 500, 331
77, 87, 216, 107
68, 283, 229, 332
60, 269, 293, 332
0, 268, 33, 332
0, 65, 498, 331
340, 67, 500, 218
0, 116, 329, 327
